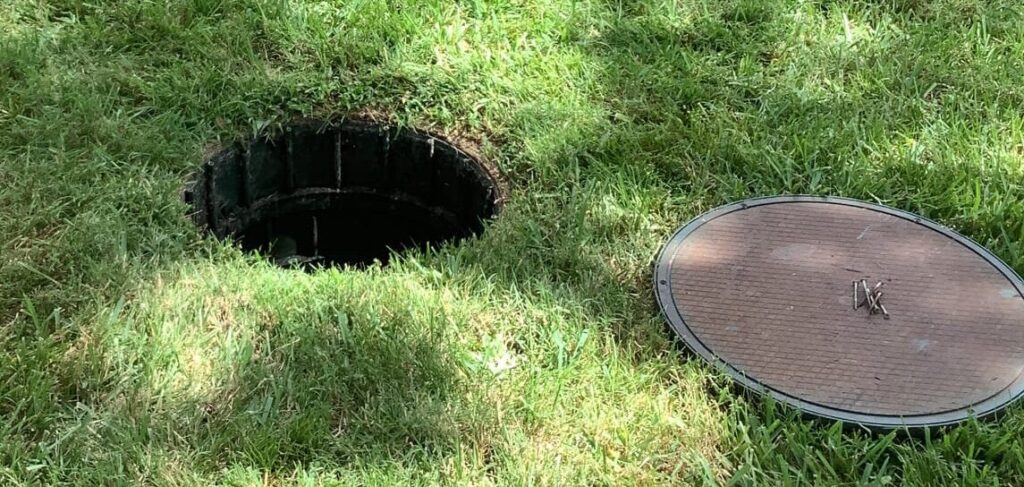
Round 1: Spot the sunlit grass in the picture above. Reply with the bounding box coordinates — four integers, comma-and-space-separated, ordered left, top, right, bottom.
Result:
3, 0, 1024, 484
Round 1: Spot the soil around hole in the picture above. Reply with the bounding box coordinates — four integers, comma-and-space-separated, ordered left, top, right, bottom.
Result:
185, 120, 501, 268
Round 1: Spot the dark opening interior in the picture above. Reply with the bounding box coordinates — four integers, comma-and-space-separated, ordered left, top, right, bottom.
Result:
185, 120, 499, 268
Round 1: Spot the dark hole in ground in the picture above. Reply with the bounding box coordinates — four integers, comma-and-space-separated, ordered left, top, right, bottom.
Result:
185, 120, 500, 268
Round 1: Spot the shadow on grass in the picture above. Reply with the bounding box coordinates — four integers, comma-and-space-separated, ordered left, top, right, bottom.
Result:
5, 0, 1024, 483
538, 0, 1024, 483
3, 260, 496, 484
386, 0, 1024, 483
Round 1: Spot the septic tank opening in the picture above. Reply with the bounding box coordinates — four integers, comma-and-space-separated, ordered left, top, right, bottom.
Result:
185, 120, 500, 268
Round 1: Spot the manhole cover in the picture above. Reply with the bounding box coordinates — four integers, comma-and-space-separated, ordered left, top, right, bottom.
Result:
186, 120, 500, 268
654, 196, 1024, 428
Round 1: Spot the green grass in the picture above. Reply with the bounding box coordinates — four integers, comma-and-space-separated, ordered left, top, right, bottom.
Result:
3, 0, 1024, 484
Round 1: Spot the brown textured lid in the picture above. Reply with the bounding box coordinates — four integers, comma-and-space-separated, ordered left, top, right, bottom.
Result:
654, 196, 1024, 428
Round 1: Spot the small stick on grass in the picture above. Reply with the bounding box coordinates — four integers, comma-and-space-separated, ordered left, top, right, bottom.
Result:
853, 281, 860, 310
871, 291, 884, 314
861, 280, 874, 308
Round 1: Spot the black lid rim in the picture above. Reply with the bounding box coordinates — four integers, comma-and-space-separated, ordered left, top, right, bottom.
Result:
653, 195, 1024, 429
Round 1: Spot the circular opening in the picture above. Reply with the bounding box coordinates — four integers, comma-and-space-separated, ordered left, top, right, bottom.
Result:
186, 120, 500, 268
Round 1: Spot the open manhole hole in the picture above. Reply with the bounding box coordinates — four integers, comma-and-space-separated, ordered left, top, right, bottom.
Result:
186, 120, 500, 268
654, 196, 1024, 428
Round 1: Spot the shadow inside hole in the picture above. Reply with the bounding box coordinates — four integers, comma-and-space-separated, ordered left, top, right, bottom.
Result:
187, 120, 500, 269
240, 191, 472, 268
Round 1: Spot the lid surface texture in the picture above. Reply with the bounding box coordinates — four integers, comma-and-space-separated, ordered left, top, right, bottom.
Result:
654, 196, 1024, 428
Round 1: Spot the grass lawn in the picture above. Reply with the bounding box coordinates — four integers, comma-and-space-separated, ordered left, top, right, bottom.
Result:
3, 0, 1024, 484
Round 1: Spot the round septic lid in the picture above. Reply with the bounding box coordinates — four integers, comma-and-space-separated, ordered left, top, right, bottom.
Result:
654, 196, 1024, 428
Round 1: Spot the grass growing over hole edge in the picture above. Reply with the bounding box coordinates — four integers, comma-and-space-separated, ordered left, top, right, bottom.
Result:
2, 0, 1024, 484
